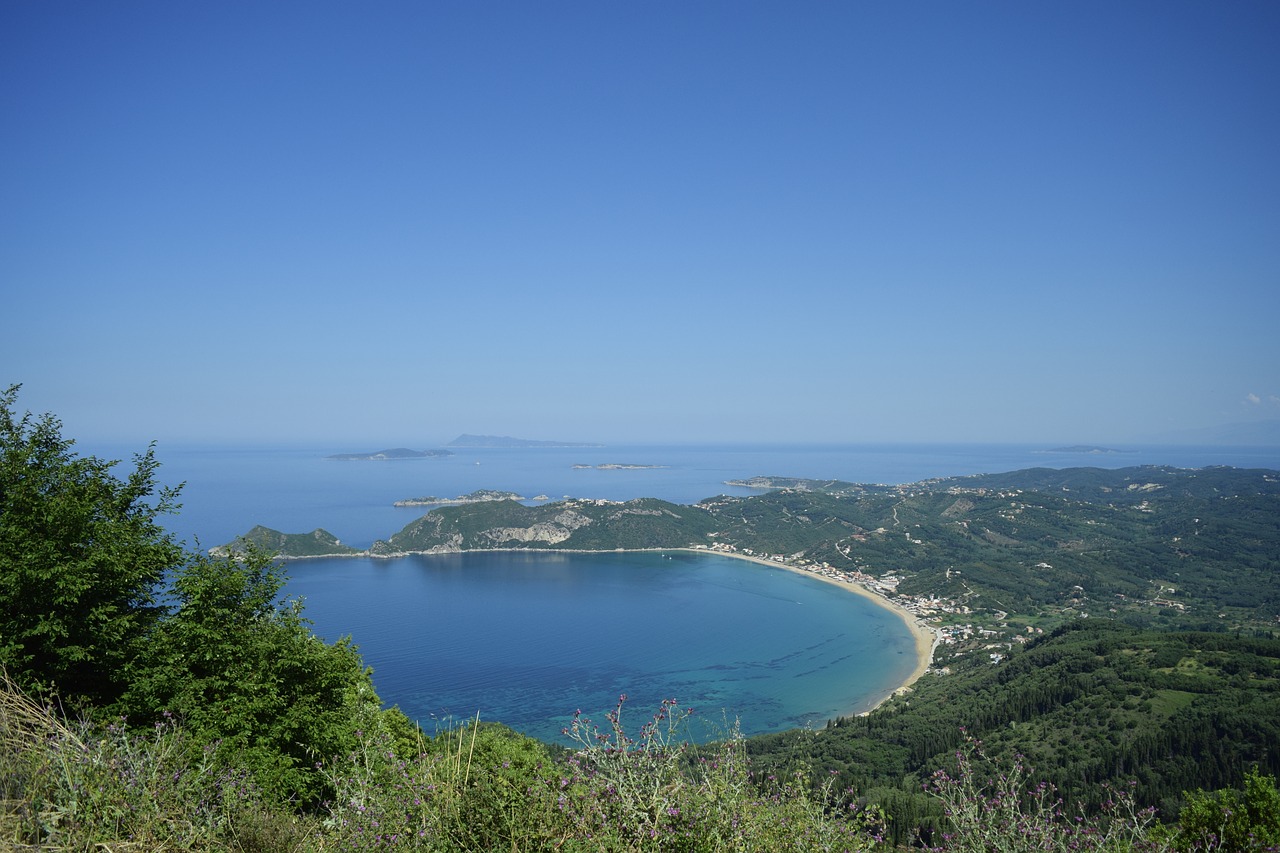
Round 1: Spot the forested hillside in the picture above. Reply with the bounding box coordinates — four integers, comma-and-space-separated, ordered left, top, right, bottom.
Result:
374, 497, 719, 553
746, 620, 1280, 845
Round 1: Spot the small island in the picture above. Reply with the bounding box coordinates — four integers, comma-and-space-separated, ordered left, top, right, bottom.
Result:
393, 489, 525, 507
327, 448, 453, 461
572, 463, 667, 470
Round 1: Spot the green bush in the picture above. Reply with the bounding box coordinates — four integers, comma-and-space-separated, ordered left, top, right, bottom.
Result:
1170, 767, 1280, 851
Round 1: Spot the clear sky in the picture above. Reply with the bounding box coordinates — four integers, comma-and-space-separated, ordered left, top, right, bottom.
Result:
3, 1, 1278, 447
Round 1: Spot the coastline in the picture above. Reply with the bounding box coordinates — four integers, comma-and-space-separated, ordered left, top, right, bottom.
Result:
676, 549, 937, 716
277, 543, 935, 718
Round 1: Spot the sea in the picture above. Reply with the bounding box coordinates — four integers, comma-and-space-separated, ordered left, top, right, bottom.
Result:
83, 440, 1280, 744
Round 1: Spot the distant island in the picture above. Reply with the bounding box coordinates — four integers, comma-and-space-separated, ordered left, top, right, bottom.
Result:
1042, 445, 1130, 454
447, 434, 603, 448
572, 463, 667, 470
393, 489, 525, 507
327, 448, 453, 461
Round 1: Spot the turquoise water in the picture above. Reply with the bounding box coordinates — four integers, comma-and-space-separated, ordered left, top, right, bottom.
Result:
286, 549, 919, 743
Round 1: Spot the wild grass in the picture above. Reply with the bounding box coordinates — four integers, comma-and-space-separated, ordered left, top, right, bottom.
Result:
0, 678, 882, 852
0, 671, 296, 851
320, 695, 883, 851
3, 675, 1271, 851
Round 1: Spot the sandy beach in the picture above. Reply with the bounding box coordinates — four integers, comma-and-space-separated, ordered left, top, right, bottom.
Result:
678, 548, 937, 715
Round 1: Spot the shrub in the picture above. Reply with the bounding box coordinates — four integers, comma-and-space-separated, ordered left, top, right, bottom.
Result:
322, 711, 566, 850
1171, 766, 1280, 852
120, 545, 387, 805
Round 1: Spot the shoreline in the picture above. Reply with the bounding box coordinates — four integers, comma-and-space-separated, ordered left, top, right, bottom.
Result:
674, 549, 937, 716
281, 543, 936, 720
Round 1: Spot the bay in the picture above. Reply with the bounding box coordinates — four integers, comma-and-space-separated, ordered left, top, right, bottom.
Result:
80, 440, 1280, 743
285, 549, 919, 743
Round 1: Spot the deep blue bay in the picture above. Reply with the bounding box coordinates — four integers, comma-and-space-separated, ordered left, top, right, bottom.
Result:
83, 440, 1280, 743
285, 550, 919, 743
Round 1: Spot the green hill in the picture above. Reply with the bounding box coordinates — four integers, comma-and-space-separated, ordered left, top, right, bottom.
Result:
371, 497, 718, 554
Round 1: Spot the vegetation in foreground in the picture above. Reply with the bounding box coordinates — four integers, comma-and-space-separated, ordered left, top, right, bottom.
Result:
3, 384, 1280, 850
0, 675, 886, 851
5, 672, 1279, 852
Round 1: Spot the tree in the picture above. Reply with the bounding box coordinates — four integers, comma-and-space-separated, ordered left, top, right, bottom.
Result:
0, 385, 184, 705
0, 387, 406, 803
120, 544, 393, 803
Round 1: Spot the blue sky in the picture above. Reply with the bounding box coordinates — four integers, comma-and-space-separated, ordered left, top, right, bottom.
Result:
3, 1, 1278, 447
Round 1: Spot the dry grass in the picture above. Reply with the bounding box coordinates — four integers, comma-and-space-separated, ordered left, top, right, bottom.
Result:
0, 670, 84, 850
0, 669, 83, 755
0, 671, 256, 851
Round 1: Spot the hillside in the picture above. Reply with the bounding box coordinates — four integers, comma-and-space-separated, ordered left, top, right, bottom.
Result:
700, 465, 1280, 635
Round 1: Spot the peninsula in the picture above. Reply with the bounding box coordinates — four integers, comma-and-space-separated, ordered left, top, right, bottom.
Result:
724, 476, 889, 496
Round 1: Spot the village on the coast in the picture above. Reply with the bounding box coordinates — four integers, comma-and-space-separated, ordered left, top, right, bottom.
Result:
691, 541, 1039, 674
